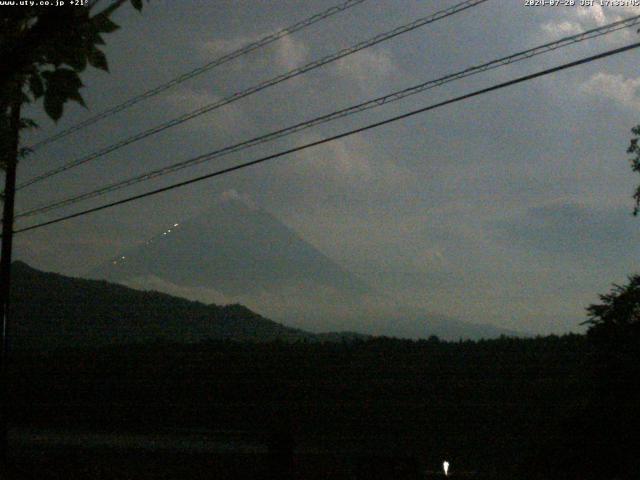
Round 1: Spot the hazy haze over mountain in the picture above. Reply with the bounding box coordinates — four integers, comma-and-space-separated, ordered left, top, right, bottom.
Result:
87, 192, 521, 339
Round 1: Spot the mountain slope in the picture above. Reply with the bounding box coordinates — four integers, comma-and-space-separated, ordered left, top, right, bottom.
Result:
87, 194, 370, 298
9, 261, 314, 350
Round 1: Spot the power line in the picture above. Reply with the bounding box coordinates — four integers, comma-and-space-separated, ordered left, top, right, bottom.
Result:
15, 14, 640, 220
26, 0, 369, 151
17, 0, 489, 190
12, 41, 640, 236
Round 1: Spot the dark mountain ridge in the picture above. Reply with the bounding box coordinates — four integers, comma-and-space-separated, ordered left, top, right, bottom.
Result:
10, 261, 318, 350
9, 261, 521, 351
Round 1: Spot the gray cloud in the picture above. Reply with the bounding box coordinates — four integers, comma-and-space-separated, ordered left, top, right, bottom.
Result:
493, 202, 640, 263
12, 1, 640, 336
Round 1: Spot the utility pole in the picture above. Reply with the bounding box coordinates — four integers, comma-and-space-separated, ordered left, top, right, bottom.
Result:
0, 82, 22, 469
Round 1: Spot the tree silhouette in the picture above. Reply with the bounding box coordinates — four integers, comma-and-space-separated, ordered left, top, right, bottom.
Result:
0, 0, 149, 469
579, 277, 640, 479
627, 125, 640, 215
1, 0, 149, 120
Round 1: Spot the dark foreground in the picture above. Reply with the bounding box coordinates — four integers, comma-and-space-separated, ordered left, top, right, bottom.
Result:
6, 445, 481, 480
4, 334, 638, 479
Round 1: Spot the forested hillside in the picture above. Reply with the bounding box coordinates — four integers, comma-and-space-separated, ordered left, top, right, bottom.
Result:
10, 261, 313, 349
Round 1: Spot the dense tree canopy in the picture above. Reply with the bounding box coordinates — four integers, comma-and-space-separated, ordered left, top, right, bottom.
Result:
0, 0, 146, 124
577, 276, 640, 479
584, 275, 640, 356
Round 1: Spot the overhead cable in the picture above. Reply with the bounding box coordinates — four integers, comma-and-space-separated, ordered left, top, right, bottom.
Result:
17, 0, 489, 190
26, 0, 369, 151
16, 14, 640, 219
12, 41, 640, 235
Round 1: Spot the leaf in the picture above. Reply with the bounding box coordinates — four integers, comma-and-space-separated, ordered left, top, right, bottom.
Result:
28, 73, 44, 99
88, 47, 109, 71
19, 118, 38, 130
89, 30, 106, 45
63, 44, 88, 72
42, 68, 86, 119
43, 92, 64, 121
92, 12, 120, 34
18, 147, 33, 159
67, 88, 86, 108
48, 68, 83, 90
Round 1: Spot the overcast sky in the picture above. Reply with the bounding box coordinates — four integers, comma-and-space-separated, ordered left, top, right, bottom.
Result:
11, 0, 640, 335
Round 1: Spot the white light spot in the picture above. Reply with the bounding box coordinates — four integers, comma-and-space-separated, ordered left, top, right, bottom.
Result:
121, 256, 126, 259
173, 223, 179, 227
443, 461, 450, 476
